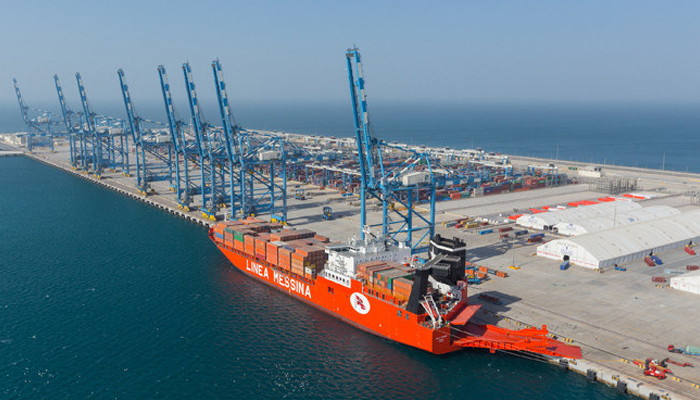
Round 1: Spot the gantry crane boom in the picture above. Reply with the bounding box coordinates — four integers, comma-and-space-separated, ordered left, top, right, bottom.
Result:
53, 75, 81, 167
182, 62, 216, 218
212, 59, 244, 217
117, 69, 148, 193
13, 78, 57, 152
345, 47, 435, 252
75, 73, 103, 175
158, 65, 196, 209
12, 79, 30, 127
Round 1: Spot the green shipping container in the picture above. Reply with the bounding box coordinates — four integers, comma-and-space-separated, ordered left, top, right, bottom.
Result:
387, 273, 412, 289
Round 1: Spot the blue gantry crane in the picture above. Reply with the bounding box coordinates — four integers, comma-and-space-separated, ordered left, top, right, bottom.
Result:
182, 62, 227, 220
75, 72, 104, 176
158, 65, 200, 211
53, 74, 84, 169
117, 69, 173, 195
16, 60, 287, 223
75, 73, 130, 178
211, 59, 287, 222
12, 78, 60, 152
345, 47, 436, 253
211, 59, 244, 218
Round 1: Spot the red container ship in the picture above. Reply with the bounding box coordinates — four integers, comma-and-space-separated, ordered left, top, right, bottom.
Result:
209, 218, 581, 359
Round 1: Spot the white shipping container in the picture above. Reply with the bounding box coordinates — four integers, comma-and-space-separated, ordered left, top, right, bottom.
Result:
258, 150, 282, 161
401, 171, 430, 186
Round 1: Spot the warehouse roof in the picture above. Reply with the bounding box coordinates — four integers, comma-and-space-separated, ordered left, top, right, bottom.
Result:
538, 209, 700, 267
517, 200, 640, 229
554, 205, 680, 236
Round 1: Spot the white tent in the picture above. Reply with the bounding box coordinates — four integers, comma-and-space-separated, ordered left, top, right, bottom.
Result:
537, 209, 700, 269
554, 206, 680, 236
670, 270, 700, 296
516, 201, 640, 230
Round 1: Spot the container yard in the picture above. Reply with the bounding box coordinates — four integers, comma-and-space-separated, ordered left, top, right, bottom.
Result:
4, 51, 700, 400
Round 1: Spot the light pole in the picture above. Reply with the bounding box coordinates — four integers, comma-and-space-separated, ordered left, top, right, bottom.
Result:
510, 233, 516, 268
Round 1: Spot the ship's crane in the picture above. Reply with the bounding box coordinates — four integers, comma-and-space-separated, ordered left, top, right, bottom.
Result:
53, 75, 84, 168
158, 65, 199, 211
117, 69, 173, 195
345, 47, 435, 253
12, 78, 59, 153
211, 59, 287, 222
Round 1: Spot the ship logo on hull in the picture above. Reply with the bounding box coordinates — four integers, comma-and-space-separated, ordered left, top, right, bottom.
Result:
350, 292, 370, 315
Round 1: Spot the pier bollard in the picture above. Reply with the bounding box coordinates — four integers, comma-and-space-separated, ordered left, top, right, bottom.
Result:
586, 369, 597, 381
558, 359, 569, 370
616, 380, 627, 394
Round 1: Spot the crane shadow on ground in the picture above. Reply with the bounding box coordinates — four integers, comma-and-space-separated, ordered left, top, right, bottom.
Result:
467, 289, 523, 324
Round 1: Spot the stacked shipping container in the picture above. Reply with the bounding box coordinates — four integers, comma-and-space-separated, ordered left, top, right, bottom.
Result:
356, 261, 413, 302
211, 218, 330, 279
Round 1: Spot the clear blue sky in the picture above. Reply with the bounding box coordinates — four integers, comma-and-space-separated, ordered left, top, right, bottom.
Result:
2, 0, 699, 108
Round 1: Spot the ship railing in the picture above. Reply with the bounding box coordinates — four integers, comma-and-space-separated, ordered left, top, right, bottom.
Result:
421, 295, 443, 329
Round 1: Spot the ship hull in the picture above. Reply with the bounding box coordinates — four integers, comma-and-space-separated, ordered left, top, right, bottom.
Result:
214, 240, 457, 354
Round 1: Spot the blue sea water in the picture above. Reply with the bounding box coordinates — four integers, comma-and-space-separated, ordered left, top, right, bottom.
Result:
0, 155, 631, 399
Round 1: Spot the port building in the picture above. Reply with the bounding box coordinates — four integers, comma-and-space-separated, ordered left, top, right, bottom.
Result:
536, 209, 700, 269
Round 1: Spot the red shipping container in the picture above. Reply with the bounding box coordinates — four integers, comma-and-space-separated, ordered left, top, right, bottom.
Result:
234, 240, 244, 252
244, 235, 256, 248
